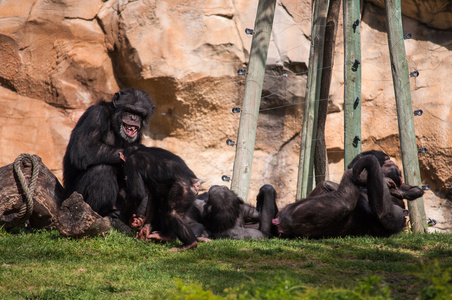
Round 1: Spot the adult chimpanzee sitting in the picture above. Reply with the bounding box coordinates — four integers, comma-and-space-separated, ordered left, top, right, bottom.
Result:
63, 89, 155, 217
271, 151, 424, 238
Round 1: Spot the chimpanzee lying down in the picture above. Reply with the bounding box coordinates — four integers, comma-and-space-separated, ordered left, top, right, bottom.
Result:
121, 144, 200, 251
185, 184, 278, 240
121, 142, 278, 248
271, 151, 424, 238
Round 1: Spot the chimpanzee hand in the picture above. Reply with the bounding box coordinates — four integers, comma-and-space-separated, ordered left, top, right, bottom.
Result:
385, 177, 397, 189
119, 151, 126, 162
136, 224, 152, 240
129, 214, 146, 228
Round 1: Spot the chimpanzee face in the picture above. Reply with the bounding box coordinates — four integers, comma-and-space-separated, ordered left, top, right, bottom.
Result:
112, 89, 155, 143
120, 111, 143, 142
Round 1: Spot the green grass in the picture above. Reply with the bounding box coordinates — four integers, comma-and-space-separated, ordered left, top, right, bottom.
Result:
0, 228, 451, 299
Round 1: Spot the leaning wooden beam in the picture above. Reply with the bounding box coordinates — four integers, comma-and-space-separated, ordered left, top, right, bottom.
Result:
296, 0, 330, 199
343, 0, 362, 169
314, 0, 341, 183
231, 0, 277, 203
384, 0, 427, 232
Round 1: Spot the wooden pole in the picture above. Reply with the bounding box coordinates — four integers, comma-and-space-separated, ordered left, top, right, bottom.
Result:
384, 0, 427, 232
296, 0, 330, 200
343, 0, 362, 169
231, 0, 277, 203
314, 0, 341, 183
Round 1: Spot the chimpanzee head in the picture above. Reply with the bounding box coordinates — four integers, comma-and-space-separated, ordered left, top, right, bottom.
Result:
381, 160, 402, 187
351, 151, 403, 187
204, 185, 242, 234
112, 89, 155, 143
347, 150, 391, 169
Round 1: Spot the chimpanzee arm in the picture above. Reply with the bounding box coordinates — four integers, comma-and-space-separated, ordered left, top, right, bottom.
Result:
67, 105, 123, 170
393, 183, 424, 200
240, 204, 260, 224
121, 157, 148, 225
162, 181, 198, 250
353, 156, 406, 234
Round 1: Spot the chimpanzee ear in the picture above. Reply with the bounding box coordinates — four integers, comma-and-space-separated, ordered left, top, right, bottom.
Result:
112, 91, 122, 108
205, 204, 212, 215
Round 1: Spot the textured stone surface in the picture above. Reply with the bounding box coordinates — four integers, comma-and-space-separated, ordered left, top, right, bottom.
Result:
0, 0, 450, 231
367, 0, 452, 30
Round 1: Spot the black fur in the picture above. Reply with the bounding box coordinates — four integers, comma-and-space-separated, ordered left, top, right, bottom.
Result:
63, 89, 154, 217
347, 150, 390, 169
199, 185, 278, 240
122, 144, 199, 250
272, 152, 424, 238
256, 184, 279, 237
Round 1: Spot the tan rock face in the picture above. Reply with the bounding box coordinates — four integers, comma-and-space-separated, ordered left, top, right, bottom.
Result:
0, 0, 117, 108
0, 0, 450, 231
367, 0, 452, 30
0, 87, 75, 172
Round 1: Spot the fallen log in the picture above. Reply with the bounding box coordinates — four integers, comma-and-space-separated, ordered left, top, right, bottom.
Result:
0, 154, 132, 237
56, 192, 112, 237
0, 154, 64, 229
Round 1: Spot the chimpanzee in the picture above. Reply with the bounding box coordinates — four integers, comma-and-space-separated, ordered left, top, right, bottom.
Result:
121, 144, 200, 251
309, 150, 422, 210
271, 152, 424, 238
194, 185, 278, 240
348, 150, 423, 208
306, 149, 392, 198
63, 89, 155, 217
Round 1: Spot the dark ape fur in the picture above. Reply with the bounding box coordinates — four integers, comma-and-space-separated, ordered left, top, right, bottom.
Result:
200, 185, 277, 240
272, 154, 423, 238
351, 155, 413, 235
348, 150, 423, 207
122, 144, 199, 251
63, 89, 154, 217
185, 198, 210, 239
273, 165, 362, 238
380, 159, 423, 209
256, 184, 279, 237
347, 150, 390, 169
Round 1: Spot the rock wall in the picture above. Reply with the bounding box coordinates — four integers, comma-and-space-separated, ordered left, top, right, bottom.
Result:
0, 0, 451, 232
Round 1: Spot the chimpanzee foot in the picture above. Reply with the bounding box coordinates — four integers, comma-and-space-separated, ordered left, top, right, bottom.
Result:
146, 231, 174, 243
107, 210, 121, 219
169, 241, 198, 251
136, 224, 152, 240
197, 237, 212, 243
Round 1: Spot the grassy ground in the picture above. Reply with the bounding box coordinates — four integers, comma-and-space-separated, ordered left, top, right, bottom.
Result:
0, 228, 450, 299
